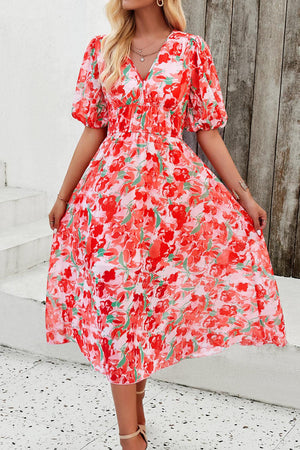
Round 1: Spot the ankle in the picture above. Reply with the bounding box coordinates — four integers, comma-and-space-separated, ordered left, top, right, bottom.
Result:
120, 433, 146, 450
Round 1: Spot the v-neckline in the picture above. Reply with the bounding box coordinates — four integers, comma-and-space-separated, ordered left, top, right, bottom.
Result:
127, 30, 176, 83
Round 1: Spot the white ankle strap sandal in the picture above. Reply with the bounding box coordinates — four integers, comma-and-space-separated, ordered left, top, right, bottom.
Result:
119, 424, 148, 448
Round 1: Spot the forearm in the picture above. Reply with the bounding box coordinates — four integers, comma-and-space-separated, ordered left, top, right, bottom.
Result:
197, 129, 253, 204
58, 126, 107, 201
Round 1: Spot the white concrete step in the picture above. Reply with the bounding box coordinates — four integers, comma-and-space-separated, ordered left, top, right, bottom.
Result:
0, 187, 48, 231
0, 161, 7, 187
0, 218, 52, 278
0, 263, 299, 409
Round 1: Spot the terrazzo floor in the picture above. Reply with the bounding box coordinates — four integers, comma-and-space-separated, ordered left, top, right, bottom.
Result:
0, 345, 299, 450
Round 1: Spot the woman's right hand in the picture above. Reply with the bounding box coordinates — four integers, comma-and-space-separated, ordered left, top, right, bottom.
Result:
48, 198, 68, 231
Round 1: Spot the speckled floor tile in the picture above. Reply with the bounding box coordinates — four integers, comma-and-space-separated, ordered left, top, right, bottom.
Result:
0, 357, 116, 437
0, 413, 89, 449
0, 346, 299, 450
137, 383, 300, 449
78, 380, 300, 450
0, 345, 44, 385
274, 418, 300, 450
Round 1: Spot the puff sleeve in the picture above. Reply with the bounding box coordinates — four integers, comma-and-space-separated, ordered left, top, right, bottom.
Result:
184, 35, 228, 131
71, 35, 109, 129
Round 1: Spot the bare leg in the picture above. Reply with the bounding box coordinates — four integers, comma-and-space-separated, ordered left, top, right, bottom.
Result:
110, 383, 147, 449
136, 379, 147, 426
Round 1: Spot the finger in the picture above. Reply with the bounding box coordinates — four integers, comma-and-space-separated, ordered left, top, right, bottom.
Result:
253, 214, 261, 232
259, 212, 267, 230
48, 213, 55, 230
260, 217, 267, 230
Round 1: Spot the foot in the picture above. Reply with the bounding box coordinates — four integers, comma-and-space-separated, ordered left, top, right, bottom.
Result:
120, 426, 147, 450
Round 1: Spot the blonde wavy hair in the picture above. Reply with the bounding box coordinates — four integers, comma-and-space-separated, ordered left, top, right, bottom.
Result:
100, 0, 186, 91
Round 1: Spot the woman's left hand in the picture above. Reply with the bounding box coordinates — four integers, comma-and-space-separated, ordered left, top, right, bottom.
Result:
239, 196, 267, 234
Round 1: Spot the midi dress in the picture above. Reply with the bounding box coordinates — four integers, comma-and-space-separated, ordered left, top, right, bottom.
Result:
45, 30, 287, 385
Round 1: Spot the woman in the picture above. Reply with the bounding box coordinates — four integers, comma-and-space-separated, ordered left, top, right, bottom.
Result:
46, 0, 287, 448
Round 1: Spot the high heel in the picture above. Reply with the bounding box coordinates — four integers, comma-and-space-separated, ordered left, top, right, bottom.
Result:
136, 388, 147, 439
119, 424, 148, 448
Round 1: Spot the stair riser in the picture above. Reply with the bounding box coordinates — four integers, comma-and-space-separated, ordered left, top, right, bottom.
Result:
0, 290, 299, 410
0, 194, 48, 231
0, 236, 52, 278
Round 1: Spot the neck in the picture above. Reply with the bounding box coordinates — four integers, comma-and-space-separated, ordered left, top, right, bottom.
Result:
133, 4, 170, 38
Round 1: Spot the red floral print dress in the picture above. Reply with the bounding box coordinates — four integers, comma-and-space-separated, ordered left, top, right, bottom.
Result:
45, 30, 287, 385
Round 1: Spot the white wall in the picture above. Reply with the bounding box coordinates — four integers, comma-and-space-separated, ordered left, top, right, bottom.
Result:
0, 0, 110, 210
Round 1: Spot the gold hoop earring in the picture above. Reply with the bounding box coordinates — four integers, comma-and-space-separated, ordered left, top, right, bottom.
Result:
157, 0, 164, 6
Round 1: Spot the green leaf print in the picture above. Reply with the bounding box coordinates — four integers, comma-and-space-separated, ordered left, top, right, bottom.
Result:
121, 207, 132, 225
273, 316, 281, 325
97, 248, 105, 257
134, 367, 141, 382
166, 338, 175, 360
241, 321, 251, 333
96, 341, 104, 360
87, 205, 92, 226
111, 300, 121, 307
106, 314, 115, 323
157, 151, 164, 173
143, 291, 147, 311
261, 266, 275, 280
140, 227, 144, 243
141, 112, 146, 129
117, 170, 126, 179
199, 189, 209, 199
123, 314, 130, 330
117, 353, 127, 368
70, 251, 79, 271
67, 213, 73, 228
118, 251, 128, 270
182, 257, 190, 277
174, 310, 184, 325
165, 77, 173, 85
72, 307, 78, 315
166, 175, 174, 183
153, 207, 161, 228
138, 343, 144, 364
123, 64, 131, 77
225, 221, 233, 241
204, 294, 210, 310
206, 239, 213, 251
183, 182, 192, 190
132, 170, 141, 186
191, 221, 201, 235
182, 99, 188, 114
97, 160, 105, 173
192, 337, 199, 352
124, 285, 136, 291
